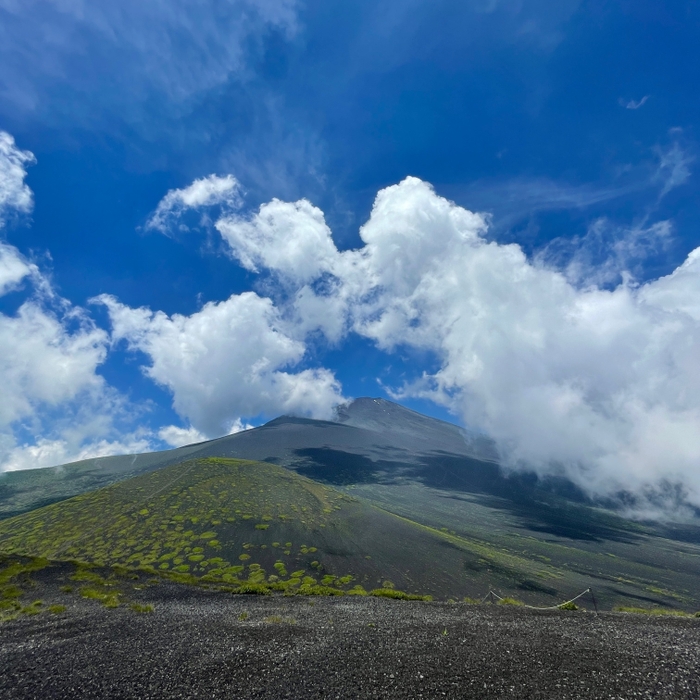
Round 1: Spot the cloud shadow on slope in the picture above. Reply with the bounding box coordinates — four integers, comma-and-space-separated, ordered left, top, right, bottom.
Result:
292, 448, 386, 485
410, 453, 643, 543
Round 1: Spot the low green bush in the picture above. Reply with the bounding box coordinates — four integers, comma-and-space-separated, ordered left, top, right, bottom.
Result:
614, 606, 689, 617
231, 583, 272, 595
370, 588, 432, 601
129, 603, 154, 613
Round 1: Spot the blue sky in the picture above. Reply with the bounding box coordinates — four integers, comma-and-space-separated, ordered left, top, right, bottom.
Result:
1, 0, 699, 506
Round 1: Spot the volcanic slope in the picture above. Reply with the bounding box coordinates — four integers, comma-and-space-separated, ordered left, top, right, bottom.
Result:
4, 399, 700, 609
0, 457, 593, 601
0, 398, 494, 520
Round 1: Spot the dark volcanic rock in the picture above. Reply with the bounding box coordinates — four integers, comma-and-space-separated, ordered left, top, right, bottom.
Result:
1, 588, 698, 699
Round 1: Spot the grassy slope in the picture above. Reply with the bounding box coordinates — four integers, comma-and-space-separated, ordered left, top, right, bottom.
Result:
2, 457, 700, 609
0, 457, 582, 602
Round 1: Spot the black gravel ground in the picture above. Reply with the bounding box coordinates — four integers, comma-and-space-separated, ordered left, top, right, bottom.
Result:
2, 586, 699, 699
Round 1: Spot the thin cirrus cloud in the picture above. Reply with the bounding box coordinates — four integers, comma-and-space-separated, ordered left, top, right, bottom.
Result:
121, 171, 700, 513
620, 95, 650, 110
0, 0, 300, 128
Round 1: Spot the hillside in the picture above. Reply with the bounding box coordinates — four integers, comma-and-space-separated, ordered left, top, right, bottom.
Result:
0, 399, 700, 609
0, 457, 606, 602
2, 456, 700, 609
0, 399, 496, 520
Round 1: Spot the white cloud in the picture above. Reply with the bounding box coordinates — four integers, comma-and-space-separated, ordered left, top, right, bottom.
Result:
1, 434, 153, 472
0, 244, 143, 471
146, 174, 241, 233
655, 142, 693, 199
158, 424, 207, 448
217, 197, 339, 282
0, 293, 108, 427
0, 132, 155, 472
97, 291, 345, 437
184, 174, 700, 509
621, 95, 649, 110
538, 218, 673, 288
228, 418, 255, 434
0, 0, 300, 121
0, 241, 36, 295
0, 130, 35, 225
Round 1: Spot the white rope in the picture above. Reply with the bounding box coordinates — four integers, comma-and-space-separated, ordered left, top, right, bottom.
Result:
480, 587, 595, 611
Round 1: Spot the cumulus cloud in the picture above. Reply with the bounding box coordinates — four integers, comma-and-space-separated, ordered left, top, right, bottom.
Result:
217, 198, 339, 282
158, 424, 207, 448
0, 242, 158, 471
0, 133, 156, 472
0, 241, 36, 295
146, 175, 241, 233
0, 242, 152, 471
161, 174, 700, 510
97, 291, 345, 437
1, 434, 153, 472
0, 130, 35, 224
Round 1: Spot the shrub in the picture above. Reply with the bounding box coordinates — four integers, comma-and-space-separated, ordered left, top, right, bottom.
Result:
1, 585, 22, 599
70, 568, 106, 585
558, 601, 579, 611
370, 588, 432, 601
231, 583, 272, 595
497, 597, 523, 606
129, 603, 154, 613
80, 588, 106, 600
347, 585, 368, 596
48, 605, 66, 614
21, 602, 43, 615
264, 615, 295, 624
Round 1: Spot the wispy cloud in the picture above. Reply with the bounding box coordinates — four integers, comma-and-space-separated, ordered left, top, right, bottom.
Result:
0, 0, 301, 131
620, 95, 650, 110
654, 141, 693, 199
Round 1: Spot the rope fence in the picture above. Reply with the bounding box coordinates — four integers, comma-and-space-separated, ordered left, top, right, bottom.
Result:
480, 587, 598, 614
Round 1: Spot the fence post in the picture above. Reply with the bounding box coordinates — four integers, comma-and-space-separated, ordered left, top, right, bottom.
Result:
590, 588, 599, 615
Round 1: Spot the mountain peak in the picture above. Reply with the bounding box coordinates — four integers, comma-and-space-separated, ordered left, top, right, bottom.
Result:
335, 397, 458, 434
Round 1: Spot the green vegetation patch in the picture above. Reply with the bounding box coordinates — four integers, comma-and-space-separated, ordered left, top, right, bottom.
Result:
370, 588, 433, 602
614, 606, 691, 617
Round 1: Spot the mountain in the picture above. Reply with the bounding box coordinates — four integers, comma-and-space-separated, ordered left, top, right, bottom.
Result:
2, 398, 700, 608
0, 398, 493, 519
0, 456, 589, 601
